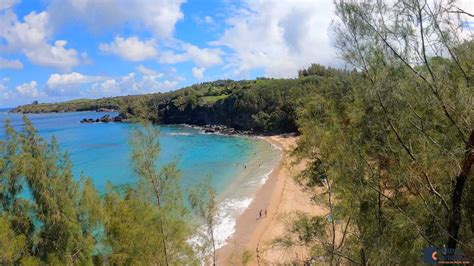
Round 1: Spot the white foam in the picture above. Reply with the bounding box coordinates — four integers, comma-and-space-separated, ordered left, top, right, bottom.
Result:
188, 140, 282, 253
270, 142, 283, 151
214, 197, 253, 248
169, 132, 192, 136
259, 168, 274, 185
188, 197, 253, 253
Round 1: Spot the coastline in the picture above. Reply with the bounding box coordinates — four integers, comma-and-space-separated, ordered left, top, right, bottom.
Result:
216, 135, 328, 265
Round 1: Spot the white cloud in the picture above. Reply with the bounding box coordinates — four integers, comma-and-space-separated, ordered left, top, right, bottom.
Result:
0, 57, 23, 69
23, 69, 184, 99
47, 72, 106, 89
136, 65, 163, 78
183, 43, 222, 67
96, 79, 118, 94
204, 16, 214, 24
15, 81, 41, 98
159, 43, 222, 67
212, 0, 340, 78
48, 0, 186, 38
192, 67, 205, 80
0, 78, 14, 103
0, 11, 80, 70
0, 0, 19, 10
195, 15, 216, 26
99, 36, 157, 61
25, 40, 79, 69
88, 72, 181, 97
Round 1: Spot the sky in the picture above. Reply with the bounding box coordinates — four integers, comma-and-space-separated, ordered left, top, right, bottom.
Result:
0, 0, 472, 108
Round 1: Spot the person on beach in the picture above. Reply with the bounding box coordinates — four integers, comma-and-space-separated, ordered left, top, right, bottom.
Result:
265, 209, 267, 217
259, 209, 262, 219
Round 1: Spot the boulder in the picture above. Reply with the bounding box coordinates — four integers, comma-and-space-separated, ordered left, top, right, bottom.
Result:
100, 115, 111, 123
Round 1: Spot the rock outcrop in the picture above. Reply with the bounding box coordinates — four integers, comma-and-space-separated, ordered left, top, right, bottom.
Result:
80, 114, 124, 124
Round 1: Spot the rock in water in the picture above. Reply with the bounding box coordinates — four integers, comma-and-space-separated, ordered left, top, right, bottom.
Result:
100, 115, 111, 123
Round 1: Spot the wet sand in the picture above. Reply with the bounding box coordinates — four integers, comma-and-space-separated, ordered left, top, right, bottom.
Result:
216, 135, 328, 265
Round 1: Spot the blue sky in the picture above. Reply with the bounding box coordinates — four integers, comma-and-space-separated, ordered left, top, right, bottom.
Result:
0, 0, 472, 108
0, 0, 342, 107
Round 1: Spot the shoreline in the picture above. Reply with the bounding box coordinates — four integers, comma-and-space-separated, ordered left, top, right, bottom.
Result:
215, 135, 292, 264
216, 135, 327, 264
209, 135, 282, 250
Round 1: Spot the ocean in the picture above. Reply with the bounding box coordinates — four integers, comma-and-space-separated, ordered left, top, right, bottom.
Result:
0, 109, 281, 248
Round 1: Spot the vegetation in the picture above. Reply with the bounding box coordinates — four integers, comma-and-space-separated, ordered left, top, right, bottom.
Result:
11, 96, 143, 114
188, 178, 219, 265
0, 117, 220, 264
12, 76, 339, 134
276, 0, 473, 264
4, 0, 473, 264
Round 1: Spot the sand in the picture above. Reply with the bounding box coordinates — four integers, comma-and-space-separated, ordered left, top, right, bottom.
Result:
216, 135, 328, 265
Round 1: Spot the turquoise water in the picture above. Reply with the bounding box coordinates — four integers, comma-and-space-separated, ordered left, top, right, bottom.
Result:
0, 109, 281, 246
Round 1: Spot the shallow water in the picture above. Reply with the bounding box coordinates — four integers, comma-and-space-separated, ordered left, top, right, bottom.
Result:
0, 109, 281, 246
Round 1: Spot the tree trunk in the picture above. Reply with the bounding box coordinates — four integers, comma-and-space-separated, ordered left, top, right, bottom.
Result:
150, 176, 169, 266
447, 130, 474, 253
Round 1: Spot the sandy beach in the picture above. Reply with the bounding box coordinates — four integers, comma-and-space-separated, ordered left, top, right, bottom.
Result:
216, 135, 328, 265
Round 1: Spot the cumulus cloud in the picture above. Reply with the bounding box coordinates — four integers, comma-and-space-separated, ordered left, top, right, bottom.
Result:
0, 57, 23, 69
25, 40, 79, 69
159, 43, 222, 67
48, 0, 185, 38
192, 67, 205, 80
0, 81, 14, 105
15, 81, 42, 98
204, 16, 214, 24
31, 69, 184, 99
0, 0, 19, 10
99, 36, 157, 61
46, 72, 106, 93
88, 72, 181, 97
212, 0, 340, 78
136, 65, 163, 78
195, 15, 215, 25
0, 11, 80, 70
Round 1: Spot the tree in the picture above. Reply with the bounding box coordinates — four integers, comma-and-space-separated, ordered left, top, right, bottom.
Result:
334, 0, 473, 255
128, 122, 195, 265
282, 0, 473, 263
19, 117, 94, 263
0, 215, 26, 264
188, 178, 219, 265
0, 117, 98, 264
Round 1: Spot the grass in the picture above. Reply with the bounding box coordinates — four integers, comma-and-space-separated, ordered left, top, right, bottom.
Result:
199, 94, 229, 105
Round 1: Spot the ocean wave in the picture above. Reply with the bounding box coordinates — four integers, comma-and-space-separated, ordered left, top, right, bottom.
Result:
169, 132, 192, 136
245, 168, 274, 187
188, 197, 253, 251
188, 141, 281, 252
270, 142, 283, 151
214, 197, 253, 248
214, 168, 274, 247
259, 168, 274, 185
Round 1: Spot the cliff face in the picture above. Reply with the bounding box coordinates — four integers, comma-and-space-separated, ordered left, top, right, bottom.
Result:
159, 98, 260, 131
12, 78, 317, 134
157, 96, 297, 134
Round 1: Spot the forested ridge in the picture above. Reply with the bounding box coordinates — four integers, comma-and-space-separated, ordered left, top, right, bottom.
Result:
12, 67, 350, 134
2, 0, 474, 264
